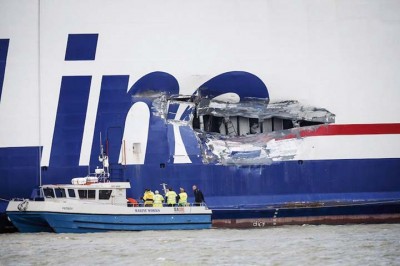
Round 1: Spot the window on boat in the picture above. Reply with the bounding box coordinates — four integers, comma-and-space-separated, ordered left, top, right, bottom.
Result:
78, 190, 87, 199
43, 188, 55, 198
99, 190, 112, 200
88, 190, 96, 199
54, 188, 66, 198
68, 189, 76, 198
78, 189, 96, 199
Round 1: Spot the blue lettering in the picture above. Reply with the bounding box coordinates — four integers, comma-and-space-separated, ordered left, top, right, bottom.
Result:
48, 33, 268, 179
0, 39, 10, 103
50, 76, 91, 167
88, 72, 179, 178
89, 75, 130, 173
65, 34, 98, 61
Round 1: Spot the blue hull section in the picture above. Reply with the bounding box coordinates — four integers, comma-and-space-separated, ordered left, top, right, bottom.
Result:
213, 201, 400, 220
7, 212, 53, 233
42, 213, 212, 233
1, 146, 399, 205
1, 146, 400, 230
0, 147, 41, 200
212, 200, 400, 227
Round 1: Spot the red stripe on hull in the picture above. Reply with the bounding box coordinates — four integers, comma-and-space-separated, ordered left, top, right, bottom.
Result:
281, 123, 400, 140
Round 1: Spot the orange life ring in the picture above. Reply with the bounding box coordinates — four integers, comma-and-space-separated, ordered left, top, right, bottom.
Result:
127, 198, 138, 207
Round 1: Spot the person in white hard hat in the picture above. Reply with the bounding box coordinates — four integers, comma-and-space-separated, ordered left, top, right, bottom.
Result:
153, 190, 164, 207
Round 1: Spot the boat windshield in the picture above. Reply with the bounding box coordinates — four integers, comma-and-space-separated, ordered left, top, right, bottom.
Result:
55, 188, 66, 198
99, 190, 112, 200
43, 188, 55, 198
68, 189, 76, 198
78, 189, 96, 199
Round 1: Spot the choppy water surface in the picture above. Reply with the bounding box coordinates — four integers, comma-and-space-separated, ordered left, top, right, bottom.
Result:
1, 224, 400, 266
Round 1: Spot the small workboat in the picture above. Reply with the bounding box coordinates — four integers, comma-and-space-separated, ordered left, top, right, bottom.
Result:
7, 155, 212, 233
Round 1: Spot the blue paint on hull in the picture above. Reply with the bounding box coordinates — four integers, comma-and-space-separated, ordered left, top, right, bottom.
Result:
0, 147, 41, 199
41, 212, 211, 233
212, 200, 400, 219
6, 212, 53, 233
1, 146, 400, 230
211, 200, 400, 227
1, 146, 400, 204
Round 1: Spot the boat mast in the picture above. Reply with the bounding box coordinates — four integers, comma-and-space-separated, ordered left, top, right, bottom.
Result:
98, 132, 110, 180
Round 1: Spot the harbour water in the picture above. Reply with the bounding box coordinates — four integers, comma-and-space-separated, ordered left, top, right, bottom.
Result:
1, 224, 400, 265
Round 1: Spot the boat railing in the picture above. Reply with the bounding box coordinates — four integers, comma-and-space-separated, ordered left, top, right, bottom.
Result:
127, 202, 207, 208
0, 197, 11, 202
9, 197, 45, 202
9, 198, 25, 202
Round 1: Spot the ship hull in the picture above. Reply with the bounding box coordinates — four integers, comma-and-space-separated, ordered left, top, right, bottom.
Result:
2, 153, 400, 231
42, 212, 212, 233
212, 201, 400, 228
1, 0, 400, 232
2, 153, 400, 206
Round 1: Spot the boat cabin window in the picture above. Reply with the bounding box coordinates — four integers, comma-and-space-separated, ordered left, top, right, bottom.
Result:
88, 190, 96, 199
78, 190, 86, 199
78, 189, 96, 199
55, 188, 66, 198
99, 190, 112, 200
43, 188, 55, 198
68, 189, 76, 198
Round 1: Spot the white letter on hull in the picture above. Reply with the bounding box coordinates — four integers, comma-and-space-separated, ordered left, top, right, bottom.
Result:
119, 102, 150, 165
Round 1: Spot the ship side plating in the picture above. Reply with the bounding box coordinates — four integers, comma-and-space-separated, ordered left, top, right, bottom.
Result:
1, 0, 400, 231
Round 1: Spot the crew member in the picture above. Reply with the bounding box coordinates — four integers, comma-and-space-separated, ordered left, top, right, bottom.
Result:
153, 190, 164, 207
142, 189, 154, 207
192, 185, 205, 206
178, 187, 188, 206
165, 187, 177, 206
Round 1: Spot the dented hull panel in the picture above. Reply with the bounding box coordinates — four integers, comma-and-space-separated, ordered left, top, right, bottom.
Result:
200, 124, 400, 165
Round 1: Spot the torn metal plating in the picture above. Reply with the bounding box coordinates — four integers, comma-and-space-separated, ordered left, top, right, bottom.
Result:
263, 100, 335, 123
148, 91, 335, 166
149, 92, 169, 120
196, 126, 314, 165
166, 100, 196, 126
197, 99, 335, 123
151, 94, 196, 126
197, 98, 270, 119
194, 99, 335, 165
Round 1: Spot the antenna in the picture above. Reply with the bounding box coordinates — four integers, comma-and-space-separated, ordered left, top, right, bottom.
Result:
160, 183, 168, 195
99, 132, 104, 160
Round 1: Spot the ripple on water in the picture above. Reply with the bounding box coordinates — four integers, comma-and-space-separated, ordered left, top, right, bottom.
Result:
1, 224, 400, 265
